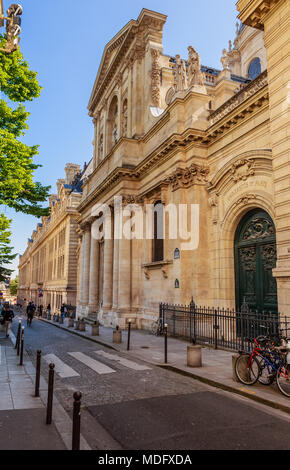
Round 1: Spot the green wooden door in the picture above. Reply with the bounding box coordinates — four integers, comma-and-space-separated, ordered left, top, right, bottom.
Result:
234, 209, 278, 314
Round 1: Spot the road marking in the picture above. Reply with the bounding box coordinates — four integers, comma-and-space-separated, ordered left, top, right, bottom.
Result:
68, 352, 115, 375
43, 354, 80, 378
238, 387, 257, 395
94, 350, 151, 371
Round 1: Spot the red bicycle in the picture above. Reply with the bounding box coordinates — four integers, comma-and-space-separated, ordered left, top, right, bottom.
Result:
235, 336, 290, 397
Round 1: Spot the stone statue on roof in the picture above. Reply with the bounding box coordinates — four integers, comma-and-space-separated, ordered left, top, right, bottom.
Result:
173, 54, 187, 92
187, 46, 204, 87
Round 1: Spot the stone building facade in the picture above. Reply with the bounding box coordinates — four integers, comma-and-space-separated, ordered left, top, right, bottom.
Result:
75, 2, 290, 329
17, 163, 85, 312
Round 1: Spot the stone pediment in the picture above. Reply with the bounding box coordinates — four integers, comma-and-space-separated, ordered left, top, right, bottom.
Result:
88, 9, 167, 115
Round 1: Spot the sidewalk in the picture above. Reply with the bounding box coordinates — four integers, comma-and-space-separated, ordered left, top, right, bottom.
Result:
40, 316, 290, 415
0, 325, 90, 450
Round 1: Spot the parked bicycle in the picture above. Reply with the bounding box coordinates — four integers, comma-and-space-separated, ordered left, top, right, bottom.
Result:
235, 335, 290, 398
151, 317, 164, 336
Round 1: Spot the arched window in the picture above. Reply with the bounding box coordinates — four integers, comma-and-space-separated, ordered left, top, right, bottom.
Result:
248, 58, 261, 80
153, 201, 164, 262
107, 96, 118, 152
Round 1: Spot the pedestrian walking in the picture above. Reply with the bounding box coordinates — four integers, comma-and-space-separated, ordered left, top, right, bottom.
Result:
60, 303, 66, 319
2, 303, 14, 338
26, 302, 35, 327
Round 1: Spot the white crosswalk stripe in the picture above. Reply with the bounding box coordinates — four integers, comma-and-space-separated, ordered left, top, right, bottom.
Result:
43, 353, 80, 378
68, 352, 116, 375
94, 350, 151, 371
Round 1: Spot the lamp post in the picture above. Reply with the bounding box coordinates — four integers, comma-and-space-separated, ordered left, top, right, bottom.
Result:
0, 1, 23, 54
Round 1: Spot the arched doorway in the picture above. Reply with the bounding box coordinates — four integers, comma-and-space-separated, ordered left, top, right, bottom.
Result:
234, 209, 278, 314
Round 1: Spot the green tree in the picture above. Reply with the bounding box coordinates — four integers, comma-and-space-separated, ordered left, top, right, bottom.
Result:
0, 213, 16, 281
0, 34, 51, 276
9, 276, 18, 296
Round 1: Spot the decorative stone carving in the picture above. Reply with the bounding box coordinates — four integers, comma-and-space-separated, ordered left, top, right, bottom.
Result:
164, 164, 209, 191
187, 46, 204, 87
144, 267, 150, 280
233, 194, 257, 208
122, 100, 128, 137
230, 159, 255, 183
151, 49, 161, 107
208, 193, 219, 224
173, 54, 187, 92
123, 195, 144, 205
161, 265, 169, 279
165, 87, 175, 106
221, 49, 230, 71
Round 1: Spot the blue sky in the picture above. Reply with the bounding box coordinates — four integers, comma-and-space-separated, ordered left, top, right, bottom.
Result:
2, 0, 238, 276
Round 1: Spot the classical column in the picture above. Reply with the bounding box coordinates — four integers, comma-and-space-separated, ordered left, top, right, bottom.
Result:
81, 224, 91, 307
112, 205, 120, 310
88, 229, 99, 313
102, 211, 113, 312
118, 207, 131, 312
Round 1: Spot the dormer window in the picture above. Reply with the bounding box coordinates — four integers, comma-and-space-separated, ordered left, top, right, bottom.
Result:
248, 57, 261, 80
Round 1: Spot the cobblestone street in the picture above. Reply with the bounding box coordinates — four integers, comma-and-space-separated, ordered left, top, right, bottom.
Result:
5, 313, 290, 451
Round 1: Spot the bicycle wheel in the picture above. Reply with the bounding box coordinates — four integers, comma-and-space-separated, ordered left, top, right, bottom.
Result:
276, 366, 290, 398
151, 321, 158, 335
255, 356, 275, 385
235, 354, 260, 385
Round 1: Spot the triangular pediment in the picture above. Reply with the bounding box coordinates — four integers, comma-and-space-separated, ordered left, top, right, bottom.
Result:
88, 20, 135, 112
88, 9, 167, 115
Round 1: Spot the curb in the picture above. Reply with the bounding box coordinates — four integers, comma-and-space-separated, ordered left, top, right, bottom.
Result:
8, 327, 91, 451
38, 317, 118, 351
158, 364, 290, 415
38, 316, 290, 416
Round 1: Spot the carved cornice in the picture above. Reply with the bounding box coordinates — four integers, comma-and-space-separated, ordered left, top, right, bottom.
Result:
237, 0, 281, 30
164, 163, 209, 191
208, 71, 268, 127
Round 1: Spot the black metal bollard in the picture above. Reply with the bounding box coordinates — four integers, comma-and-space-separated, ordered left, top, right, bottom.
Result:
19, 327, 24, 366
127, 319, 132, 351
46, 363, 55, 425
72, 392, 82, 451
35, 350, 42, 397
164, 323, 168, 364
15, 320, 21, 351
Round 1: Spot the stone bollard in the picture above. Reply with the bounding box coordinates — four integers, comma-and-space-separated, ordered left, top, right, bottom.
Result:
90, 322, 99, 336
187, 345, 202, 368
113, 328, 122, 344
68, 318, 74, 328
79, 320, 86, 332
74, 320, 80, 330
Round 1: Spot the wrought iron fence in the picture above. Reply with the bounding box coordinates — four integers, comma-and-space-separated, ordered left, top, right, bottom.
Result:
159, 301, 290, 352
